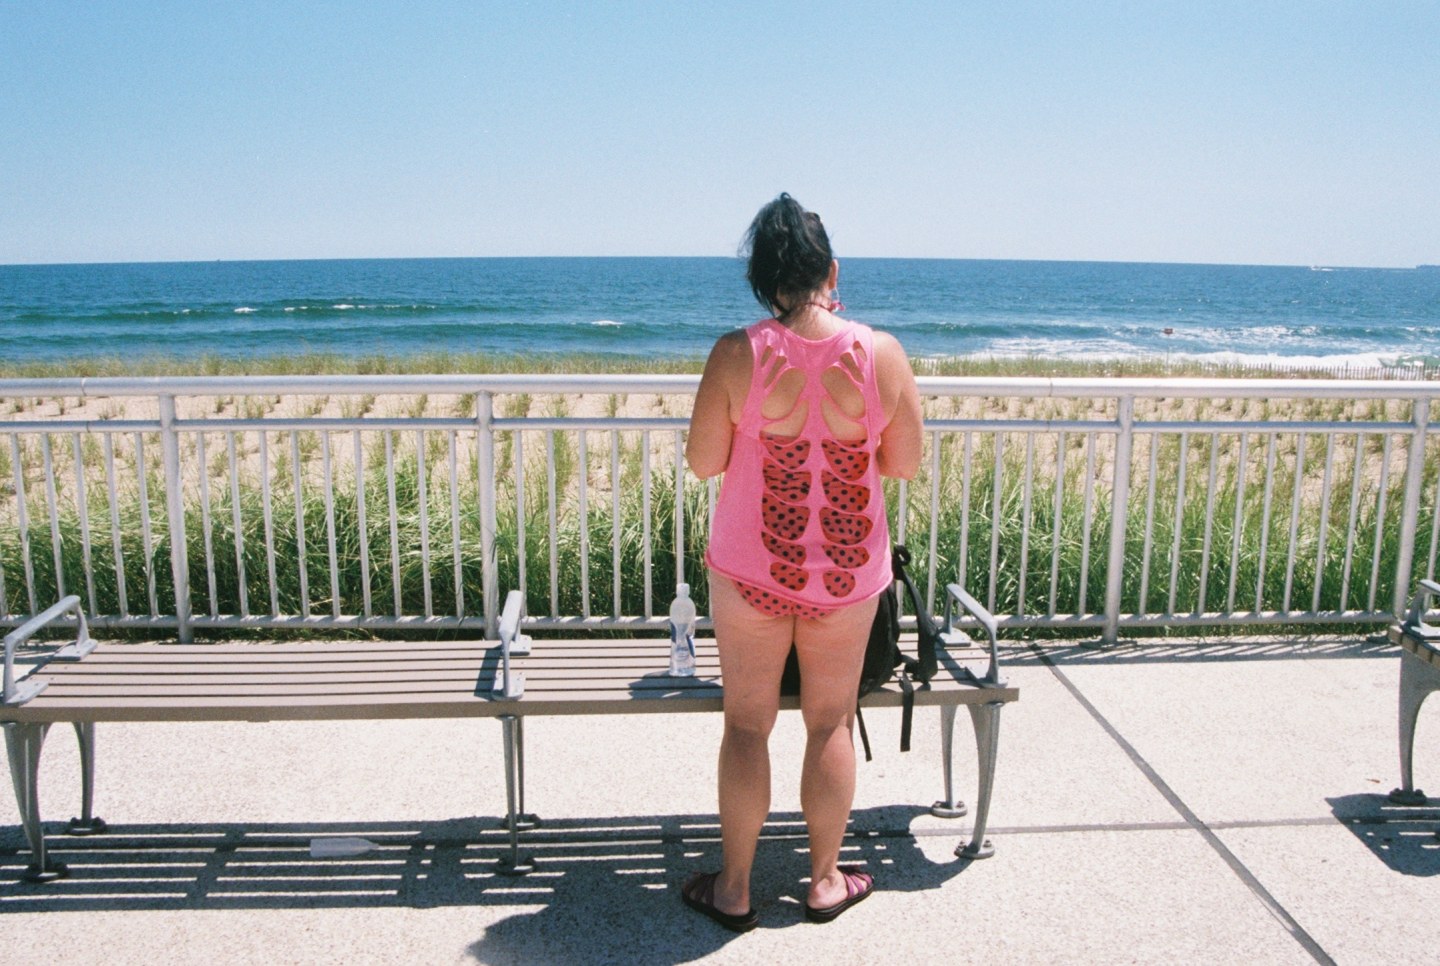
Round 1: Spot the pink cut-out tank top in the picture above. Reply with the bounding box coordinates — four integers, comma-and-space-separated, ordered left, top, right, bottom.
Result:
705, 318, 892, 608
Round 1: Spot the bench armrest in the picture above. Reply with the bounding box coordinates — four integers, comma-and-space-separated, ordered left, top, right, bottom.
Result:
3, 595, 96, 706
493, 590, 531, 699
942, 583, 1004, 686
1405, 579, 1440, 641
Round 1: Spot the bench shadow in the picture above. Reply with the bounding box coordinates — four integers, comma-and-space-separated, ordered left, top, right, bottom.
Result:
625, 670, 723, 700
3, 804, 977, 961
1327, 793, 1440, 876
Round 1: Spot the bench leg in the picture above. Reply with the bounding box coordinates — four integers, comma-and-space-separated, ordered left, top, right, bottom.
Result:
4, 721, 68, 882
66, 722, 107, 836
495, 715, 536, 876
930, 705, 968, 818
1390, 649, 1440, 805
506, 716, 539, 832
955, 701, 1004, 860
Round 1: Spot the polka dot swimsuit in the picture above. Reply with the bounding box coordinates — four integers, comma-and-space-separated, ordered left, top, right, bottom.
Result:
705, 318, 891, 617
733, 579, 834, 619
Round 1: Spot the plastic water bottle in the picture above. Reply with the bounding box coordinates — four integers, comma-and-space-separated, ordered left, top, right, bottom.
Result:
669, 583, 697, 677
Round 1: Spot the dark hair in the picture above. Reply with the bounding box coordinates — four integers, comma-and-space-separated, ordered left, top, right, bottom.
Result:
741, 193, 834, 316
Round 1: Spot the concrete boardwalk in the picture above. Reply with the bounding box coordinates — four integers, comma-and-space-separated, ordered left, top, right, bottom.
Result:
4, 635, 1440, 964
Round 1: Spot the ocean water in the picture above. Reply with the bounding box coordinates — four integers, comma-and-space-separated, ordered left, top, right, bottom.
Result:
1, 257, 1437, 369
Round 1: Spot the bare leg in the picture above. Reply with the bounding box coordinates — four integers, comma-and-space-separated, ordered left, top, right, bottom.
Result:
794, 593, 878, 910
704, 573, 794, 917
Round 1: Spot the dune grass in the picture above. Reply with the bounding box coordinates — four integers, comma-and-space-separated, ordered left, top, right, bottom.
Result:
3, 401, 1435, 640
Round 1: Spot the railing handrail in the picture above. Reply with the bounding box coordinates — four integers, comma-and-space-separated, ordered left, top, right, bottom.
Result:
3, 373, 1440, 401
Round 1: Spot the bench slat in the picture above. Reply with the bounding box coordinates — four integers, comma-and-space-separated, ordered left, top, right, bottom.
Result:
35, 665, 729, 686
61, 642, 717, 657
30, 677, 1008, 699
1390, 624, 1440, 664
55, 648, 496, 665
23, 647, 990, 672
6, 680, 1013, 722
26, 663, 998, 689
51, 641, 497, 655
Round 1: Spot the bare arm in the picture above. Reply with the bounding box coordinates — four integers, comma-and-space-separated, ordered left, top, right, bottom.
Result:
873, 330, 922, 480
686, 330, 751, 479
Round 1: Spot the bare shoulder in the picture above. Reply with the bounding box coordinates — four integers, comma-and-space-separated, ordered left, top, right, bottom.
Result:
869, 328, 913, 378
711, 328, 751, 363
703, 328, 754, 386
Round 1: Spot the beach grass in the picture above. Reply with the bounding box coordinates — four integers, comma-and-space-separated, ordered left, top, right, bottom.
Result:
3, 399, 1435, 640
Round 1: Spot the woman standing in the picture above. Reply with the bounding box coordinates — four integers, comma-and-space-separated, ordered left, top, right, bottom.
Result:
683, 194, 923, 930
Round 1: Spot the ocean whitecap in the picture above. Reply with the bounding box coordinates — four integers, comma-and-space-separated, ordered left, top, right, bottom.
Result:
591, 319, 623, 327
234, 307, 257, 314
1184, 349, 1396, 370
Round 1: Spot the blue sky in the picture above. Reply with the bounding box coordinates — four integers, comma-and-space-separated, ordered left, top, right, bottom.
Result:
2, 1, 1436, 266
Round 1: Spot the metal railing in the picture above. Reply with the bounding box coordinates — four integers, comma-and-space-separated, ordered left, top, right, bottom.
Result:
0, 374, 1436, 643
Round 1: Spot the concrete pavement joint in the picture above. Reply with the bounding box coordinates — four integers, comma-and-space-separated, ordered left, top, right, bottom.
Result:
1031, 643, 1338, 966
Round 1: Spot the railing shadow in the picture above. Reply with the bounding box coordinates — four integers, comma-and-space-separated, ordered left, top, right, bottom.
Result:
1, 806, 976, 946
467, 804, 978, 965
1001, 636, 1394, 667
1327, 793, 1440, 876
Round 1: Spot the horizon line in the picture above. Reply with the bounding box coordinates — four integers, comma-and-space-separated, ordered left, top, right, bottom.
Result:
3, 254, 1432, 272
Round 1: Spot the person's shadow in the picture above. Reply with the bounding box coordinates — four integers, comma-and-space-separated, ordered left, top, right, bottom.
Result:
467, 804, 978, 965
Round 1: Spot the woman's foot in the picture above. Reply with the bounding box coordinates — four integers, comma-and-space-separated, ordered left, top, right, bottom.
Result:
682, 871, 758, 933
805, 865, 874, 923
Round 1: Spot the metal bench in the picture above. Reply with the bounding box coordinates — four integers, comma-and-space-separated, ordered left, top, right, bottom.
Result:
3, 588, 1018, 882
1389, 579, 1440, 806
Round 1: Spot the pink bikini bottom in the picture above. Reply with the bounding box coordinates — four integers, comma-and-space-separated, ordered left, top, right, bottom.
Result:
733, 580, 839, 620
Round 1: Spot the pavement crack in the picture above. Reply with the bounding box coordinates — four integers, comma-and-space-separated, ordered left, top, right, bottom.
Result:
1031, 644, 1337, 966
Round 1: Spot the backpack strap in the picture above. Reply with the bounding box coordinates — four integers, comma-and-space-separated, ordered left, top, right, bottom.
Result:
859, 546, 940, 760
856, 702, 873, 762
897, 672, 915, 752
892, 546, 939, 683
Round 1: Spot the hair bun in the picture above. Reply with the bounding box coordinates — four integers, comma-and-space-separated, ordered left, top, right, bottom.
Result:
742, 194, 834, 316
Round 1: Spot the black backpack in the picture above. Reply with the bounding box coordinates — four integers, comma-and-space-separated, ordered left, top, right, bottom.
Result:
780, 545, 940, 760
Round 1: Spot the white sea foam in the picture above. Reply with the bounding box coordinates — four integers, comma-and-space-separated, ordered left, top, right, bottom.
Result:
1180, 349, 1402, 370
332, 303, 356, 310
943, 346, 1416, 372
591, 319, 623, 327
233, 307, 257, 314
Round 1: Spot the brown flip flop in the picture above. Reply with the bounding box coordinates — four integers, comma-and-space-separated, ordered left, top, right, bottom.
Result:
681, 871, 759, 933
805, 865, 874, 923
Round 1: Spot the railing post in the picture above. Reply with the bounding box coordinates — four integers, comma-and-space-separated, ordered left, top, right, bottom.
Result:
1101, 395, 1135, 645
1393, 396, 1431, 616
477, 391, 499, 639
674, 432, 686, 591
159, 395, 192, 643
